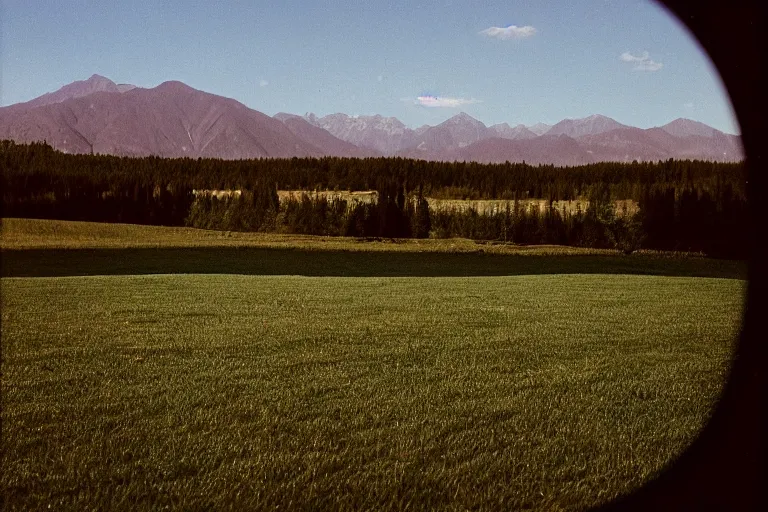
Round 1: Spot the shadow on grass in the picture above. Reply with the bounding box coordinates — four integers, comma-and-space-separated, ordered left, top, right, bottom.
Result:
0, 247, 746, 279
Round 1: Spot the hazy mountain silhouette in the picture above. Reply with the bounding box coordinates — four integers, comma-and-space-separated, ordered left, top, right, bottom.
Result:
273, 113, 382, 158
489, 123, 539, 140
405, 112, 492, 152
547, 114, 630, 138
398, 134, 594, 165
0, 75, 743, 164
527, 122, 552, 136
304, 113, 417, 155
5, 74, 136, 112
660, 118, 717, 138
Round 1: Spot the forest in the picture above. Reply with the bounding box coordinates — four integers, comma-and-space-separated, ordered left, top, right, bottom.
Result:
1, 140, 748, 257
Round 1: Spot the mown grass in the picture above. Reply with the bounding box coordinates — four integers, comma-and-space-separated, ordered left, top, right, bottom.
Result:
1, 273, 745, 510
0, 217, 681, 255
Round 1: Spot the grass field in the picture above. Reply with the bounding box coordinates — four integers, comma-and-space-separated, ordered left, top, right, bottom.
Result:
1, 218, 744, 280
0, 219, 747, 510
0, 217, 635, 254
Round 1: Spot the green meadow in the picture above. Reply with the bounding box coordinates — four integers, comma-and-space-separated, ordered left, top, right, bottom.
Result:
0, 219, 746, 510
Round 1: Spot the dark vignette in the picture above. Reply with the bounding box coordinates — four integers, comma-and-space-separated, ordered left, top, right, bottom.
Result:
595, 1, 766, 510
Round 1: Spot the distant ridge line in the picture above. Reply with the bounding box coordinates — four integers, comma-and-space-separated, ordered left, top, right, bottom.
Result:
0, 75, 743, 164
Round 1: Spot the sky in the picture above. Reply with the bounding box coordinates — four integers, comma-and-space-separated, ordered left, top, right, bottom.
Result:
0, 0, 739, 134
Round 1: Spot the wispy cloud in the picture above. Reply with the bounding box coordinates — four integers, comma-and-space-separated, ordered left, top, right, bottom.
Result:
259, 79, 269, 87
415, 95, 481, 108
684, 102, 694, 109
620, 51, 663, 71
480, 25, 537, 40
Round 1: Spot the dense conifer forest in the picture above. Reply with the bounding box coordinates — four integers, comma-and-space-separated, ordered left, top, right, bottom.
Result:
1, 140, 748, 257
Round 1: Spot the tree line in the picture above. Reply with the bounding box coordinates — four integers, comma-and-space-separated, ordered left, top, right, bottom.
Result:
1, 140, 748, 257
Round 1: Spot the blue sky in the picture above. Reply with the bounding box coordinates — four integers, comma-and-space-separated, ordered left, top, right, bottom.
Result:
1, 0, 739, 133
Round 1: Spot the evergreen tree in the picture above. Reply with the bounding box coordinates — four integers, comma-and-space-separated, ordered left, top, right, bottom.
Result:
411, 186, 432, 238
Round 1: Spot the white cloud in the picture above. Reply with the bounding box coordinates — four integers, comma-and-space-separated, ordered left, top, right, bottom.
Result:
684, 102, 694, 109
620, 51, 647, 62
480, 25, 537, 40
377, 75, 383, 82
620, 51, 663, 71
259, 79, 269, 87
415, 95, 481, 108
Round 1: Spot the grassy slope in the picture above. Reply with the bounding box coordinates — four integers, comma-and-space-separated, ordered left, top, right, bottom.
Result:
0, 218, 746, 279
1, 274, 745, 511
2, 217, 611, 252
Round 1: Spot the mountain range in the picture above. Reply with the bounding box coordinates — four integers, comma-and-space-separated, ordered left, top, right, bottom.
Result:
0, 74, 743, 165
